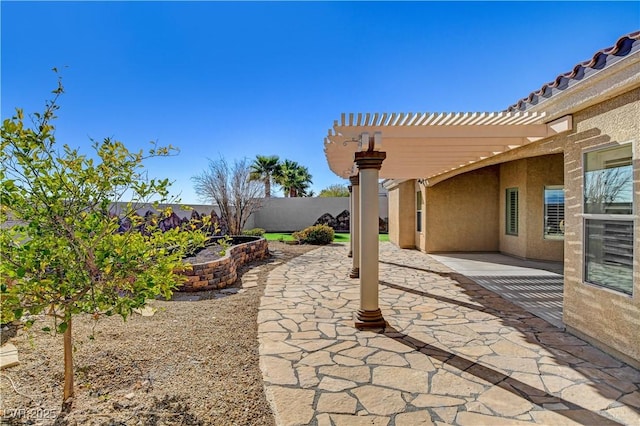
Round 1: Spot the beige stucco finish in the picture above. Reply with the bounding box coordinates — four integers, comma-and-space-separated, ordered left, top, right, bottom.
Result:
524, 155, 564, 261
561, 88, 639, 365
499, 159, 528, 258
422, 167, 500, 253
499, 155, 564, 261
387, 180, 415, 249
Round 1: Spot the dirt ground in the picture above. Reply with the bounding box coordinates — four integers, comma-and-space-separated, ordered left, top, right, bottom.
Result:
0, 242, 317, 426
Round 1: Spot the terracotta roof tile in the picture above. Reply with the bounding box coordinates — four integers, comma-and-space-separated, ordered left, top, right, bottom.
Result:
507, 31, 640, 112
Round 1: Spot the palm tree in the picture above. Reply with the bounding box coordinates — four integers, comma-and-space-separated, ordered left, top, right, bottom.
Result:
293, 166, 313, 197
276, 160, 313, 197
249, 155, 281, 198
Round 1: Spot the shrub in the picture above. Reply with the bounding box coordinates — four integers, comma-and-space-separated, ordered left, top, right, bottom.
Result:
291, 230, 304, 243
293, 224, 334, 245
242, 228, 265, 237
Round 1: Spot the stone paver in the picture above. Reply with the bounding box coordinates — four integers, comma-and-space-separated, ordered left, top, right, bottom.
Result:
258, 243, 640, 425
0, 343, 19, 369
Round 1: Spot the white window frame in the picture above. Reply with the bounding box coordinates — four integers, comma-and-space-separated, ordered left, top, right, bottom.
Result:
582, 141, 635, 296
543, 185, 565, 240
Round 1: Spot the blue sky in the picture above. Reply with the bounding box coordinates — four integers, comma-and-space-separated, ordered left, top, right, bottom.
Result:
2, 1, 638, 204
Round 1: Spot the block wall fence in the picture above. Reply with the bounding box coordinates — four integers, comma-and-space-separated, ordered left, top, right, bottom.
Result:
116, 195, 389, 233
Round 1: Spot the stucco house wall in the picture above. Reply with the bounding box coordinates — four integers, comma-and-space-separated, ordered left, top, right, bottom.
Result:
422, 166, 500, 253
498, 155, 564, 261
388, 180, 416, 248
561, 88, 639, 366
499, 159, 528, 258
524, 154, 564, 261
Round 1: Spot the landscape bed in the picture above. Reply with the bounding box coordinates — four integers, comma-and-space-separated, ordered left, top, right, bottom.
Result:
179, 236, 269, 292
0, 241, 316, 425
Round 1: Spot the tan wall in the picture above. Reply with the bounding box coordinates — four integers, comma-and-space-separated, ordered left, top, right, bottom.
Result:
561, 88, 640, 365
524, 155, 564, 261
388, 181, 416, 248
416, 181, 426, 251
499, 159, 528, 258
423, 166, 500, 252
498, 155, 564, 261
388, 185, 400, 246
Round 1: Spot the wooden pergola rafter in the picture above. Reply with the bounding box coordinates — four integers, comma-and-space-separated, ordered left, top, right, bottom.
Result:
324, 111, 572, 181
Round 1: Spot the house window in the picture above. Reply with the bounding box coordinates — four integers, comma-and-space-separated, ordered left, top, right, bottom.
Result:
416, 190, 423, 232
584, 143, 633, 295
505, 188, 518, 236
544, 186, 564, 239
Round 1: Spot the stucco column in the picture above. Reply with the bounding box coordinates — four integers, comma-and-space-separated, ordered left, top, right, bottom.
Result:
354, 150, 386, 329
348, 184, 353, 258
349, 176, 360, 277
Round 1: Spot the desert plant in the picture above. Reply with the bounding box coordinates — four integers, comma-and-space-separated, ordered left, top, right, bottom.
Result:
292, 224, 334, 245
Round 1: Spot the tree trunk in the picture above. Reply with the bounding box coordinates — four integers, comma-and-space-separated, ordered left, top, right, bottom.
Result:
264, 178, 271, 198
63, 314, 74, 406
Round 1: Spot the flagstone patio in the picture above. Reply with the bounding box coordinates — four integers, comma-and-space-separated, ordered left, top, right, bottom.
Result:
258, 243, 640, 425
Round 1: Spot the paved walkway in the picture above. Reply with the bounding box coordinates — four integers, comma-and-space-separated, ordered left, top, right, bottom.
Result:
258, 243, 640, 426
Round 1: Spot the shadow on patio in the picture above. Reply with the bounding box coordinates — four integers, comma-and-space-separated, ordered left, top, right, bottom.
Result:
258, 243, 640, 425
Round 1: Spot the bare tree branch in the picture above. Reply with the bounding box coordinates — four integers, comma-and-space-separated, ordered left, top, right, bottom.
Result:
192, 157, 263, 235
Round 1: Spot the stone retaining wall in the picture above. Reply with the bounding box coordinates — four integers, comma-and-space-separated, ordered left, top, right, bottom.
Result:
179, 237, 269, 292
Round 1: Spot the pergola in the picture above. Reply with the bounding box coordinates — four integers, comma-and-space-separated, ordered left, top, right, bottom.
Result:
324, 111, 572, 328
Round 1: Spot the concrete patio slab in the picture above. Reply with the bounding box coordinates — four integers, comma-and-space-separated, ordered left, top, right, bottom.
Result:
429, 253, 563, 276
258, 243, 639, 425
431, 253, 564, 329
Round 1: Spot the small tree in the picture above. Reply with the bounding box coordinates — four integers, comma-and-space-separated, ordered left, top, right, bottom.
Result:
192, 157, 263, 235
0, 78, 208, 410
319, 184, 350, 197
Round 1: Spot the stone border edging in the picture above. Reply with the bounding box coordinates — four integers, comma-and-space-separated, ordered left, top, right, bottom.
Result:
179, 236, 269, 292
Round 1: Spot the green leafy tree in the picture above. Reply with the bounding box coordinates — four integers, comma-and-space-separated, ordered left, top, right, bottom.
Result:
276, 159, 313, 197
0, 78, 208, 409
318, 183, 350, 197
249, 154, 282, 198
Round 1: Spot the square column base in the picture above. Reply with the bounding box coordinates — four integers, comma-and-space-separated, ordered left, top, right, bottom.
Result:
354, 309, 386, 329
349, 267, 360, 278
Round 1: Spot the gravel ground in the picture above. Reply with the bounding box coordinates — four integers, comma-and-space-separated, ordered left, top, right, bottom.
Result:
0, 242, 317, 426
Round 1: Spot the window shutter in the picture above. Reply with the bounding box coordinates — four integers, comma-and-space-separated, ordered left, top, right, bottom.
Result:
506, 188, 518, 235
